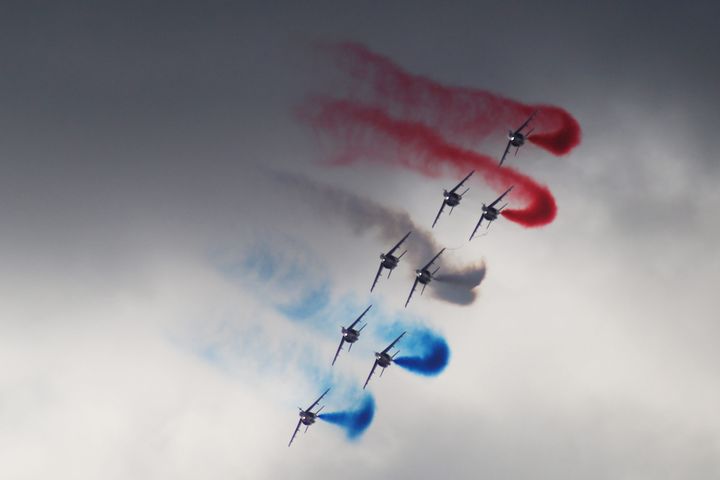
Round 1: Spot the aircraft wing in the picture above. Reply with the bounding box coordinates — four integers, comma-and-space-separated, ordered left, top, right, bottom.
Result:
449, 170, 474, 193
405, 277, 420, 308
363, 360, 379, 389
348, 305, 372, 329
488, 186, 514, 209
382, 331, 406, 354
469, 215, 483, 241
515, 110, 537, 133
421, 248, 446, 271
499, 140, 512, 166
306, 388, 330, 412
387, 231, 411, 256
331, 338, 345, 366
288, 419, 302, 447
370, 264, 383, 292
431, 200, 446, 228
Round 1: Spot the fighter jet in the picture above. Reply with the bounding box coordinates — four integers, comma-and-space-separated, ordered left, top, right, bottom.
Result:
363, 331, 406, 389
288, 388, 330, 447
370, 231, 411, 292
331, 305, 371, 366
432, 170, 474, 228
499, 111, 537, 166
405, 248, 445, 308
469, 186, 514, 240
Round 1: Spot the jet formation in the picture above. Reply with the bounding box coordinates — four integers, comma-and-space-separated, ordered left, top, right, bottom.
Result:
289, 112, 537, 446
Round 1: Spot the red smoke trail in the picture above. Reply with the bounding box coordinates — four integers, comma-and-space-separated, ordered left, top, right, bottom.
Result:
320, 42, 581, 156
299, 99, 557, 227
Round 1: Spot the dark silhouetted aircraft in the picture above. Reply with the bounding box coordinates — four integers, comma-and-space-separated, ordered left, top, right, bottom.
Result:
371, 231, 411, 292
432, 170, 474, 228
363, 332, 406, 389
405, 248, 445, 307
469, 186, 514, 240
331, 305, 371, 366
499, 111, 537, 166
288, 388, 330, 447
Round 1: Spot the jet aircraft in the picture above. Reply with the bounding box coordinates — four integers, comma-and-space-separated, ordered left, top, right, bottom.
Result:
469, 186, 514, 240
363, 332, 406, 389
405, 248, 445, 308
370, 231, 411, 292
331, 305, 371, 366
499, 111, 537, 166
432, 170, 474, 228
288, 388, 330, 447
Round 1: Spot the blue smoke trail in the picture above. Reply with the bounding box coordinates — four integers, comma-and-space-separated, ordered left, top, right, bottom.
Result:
276, 283, 331, 321
319, 394, 375, 440
394, 330, 450, 376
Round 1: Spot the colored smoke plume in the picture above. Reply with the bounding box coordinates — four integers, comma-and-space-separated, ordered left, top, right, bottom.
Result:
298, 100, 557, 227
319, 394, 375, 440
394, 329, 450, 376
270, 171, 487, 305
319, 41, 581, 156
433, 262, 487, 305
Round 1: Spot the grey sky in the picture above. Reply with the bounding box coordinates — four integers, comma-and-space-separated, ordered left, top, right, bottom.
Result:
1, 2, 719, 479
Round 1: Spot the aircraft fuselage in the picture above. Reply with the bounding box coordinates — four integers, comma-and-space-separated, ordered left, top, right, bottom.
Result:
416, 268, 433, 285
299, 411, 317, 426
443, 190, 462, 207
509, 132, 525, 147
483, 206, 500, 221
341, 327, 360, 343
375, 351, 393, 368
380, 253, 399, 270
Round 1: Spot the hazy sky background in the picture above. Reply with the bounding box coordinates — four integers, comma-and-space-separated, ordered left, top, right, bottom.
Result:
1, 2, 719, 479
